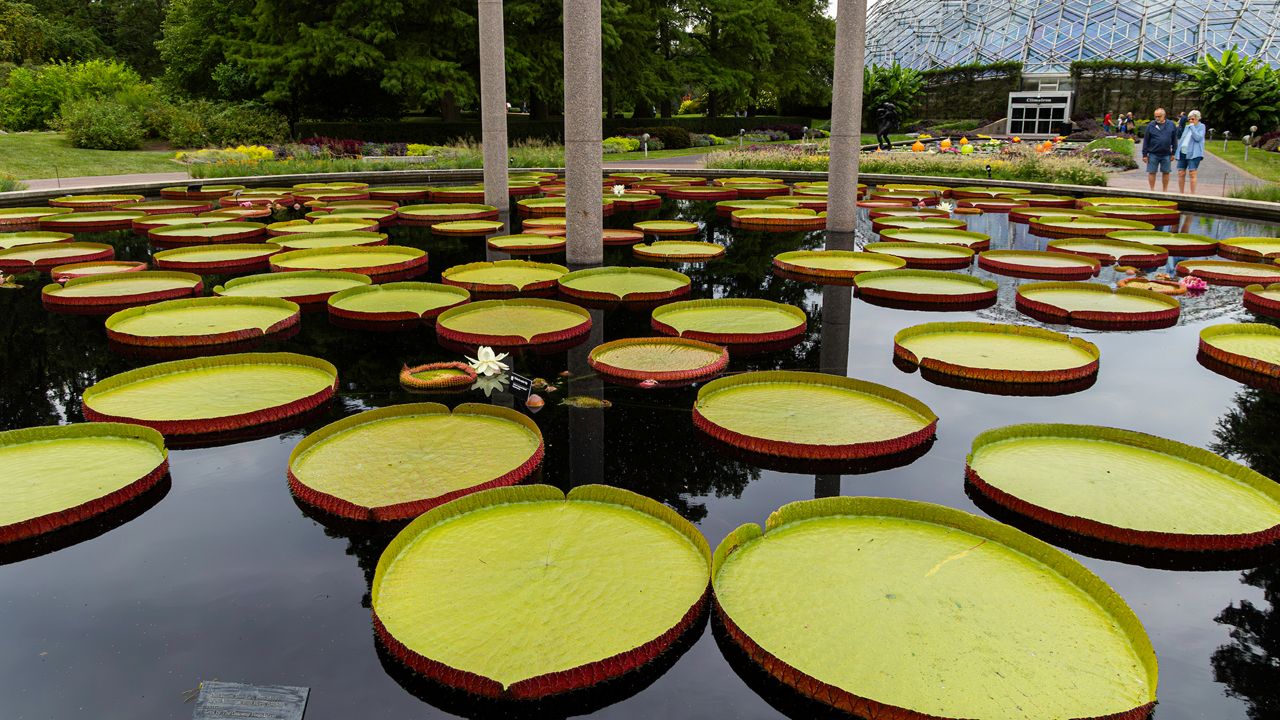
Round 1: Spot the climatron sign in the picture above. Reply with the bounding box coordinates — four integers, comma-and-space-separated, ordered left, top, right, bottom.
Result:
1007, 91, 1073, 138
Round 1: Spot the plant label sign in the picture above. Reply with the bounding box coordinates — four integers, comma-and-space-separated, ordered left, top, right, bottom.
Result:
192, 681, 309, 720
508, 372, 533, 398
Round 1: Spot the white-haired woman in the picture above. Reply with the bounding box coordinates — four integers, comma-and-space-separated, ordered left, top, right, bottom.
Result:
1176, 110, 1206, 194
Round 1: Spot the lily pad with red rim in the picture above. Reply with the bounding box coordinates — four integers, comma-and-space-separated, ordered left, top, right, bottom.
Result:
50, 261, 146, 281
0, 423, 168, 544
0, 242, 114, 273
853, 269, 997, 305
894, 321, 1099, 384
1244, 283, 1280, 318
369, 185, 432, 201
124, 200, 214, 215
1046, 238, 1168, 267
268, 218, 379, 236
977, 250, 1100, 280
0, 207, 74, 227
558, 266, 691, 303
1030, 216, 1156, 238
866, 207, 949, 220
132, 214, 221, 234
694, 371, 936, 459
327, 282, 470, 324
487, 234, 566, 255
432, 220, 506, 236
1016, 193, 1077, 207
269, 245, 428, 282
160, 184, 244, 200
1008, 207, 1097, 224
1177, 259, 1280, 286
602, 228, 645, 245
273, 231, 389, 251
218, 193, 294, 208
289, 403, 544, 521
0, 231, 73, 250
957, 198, 1028, 212
425, 186, 483, 202
1016, 281, 1180, 328
1216, 237, 1280, 260
39, 211, 146, 233
862, 242, 974, 270
668, 186, 738, 201
588, 337, 728, 386
81, 351, 338, 436
442, 260, 568, 295
306, 208, 398, 225
371, 484, 710, 698
772, 250, 906, 281
608, 194, 663, 211
214, 270, 370, 306
399, 362, 477, 392
153, 243, 282, 274
712, 496, 1157, 719
104, 296, 301, 348
397, 204, 500, 226
521, 216, 566, 230
633, 241, 724, 262
1199, 323, 1280, 379
876, 228, 991, 250
48, 194, 143, 211
1077, 196, 1177, 209
634, 220, 699, 236
1107, 230, 1217, 256
1090, 206, 1179, 225
42, 271, 203, 314
967, 423, 1280, 552
731, 209, 825, 231
949, 185, 1032, 198
435, 298, 592, 348
651, 299, 807, 345
149, 222, 267, 246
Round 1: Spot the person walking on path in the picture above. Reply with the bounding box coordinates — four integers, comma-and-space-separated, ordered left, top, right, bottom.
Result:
1176, 109, 1206, 194
1104, 111, 1113, 134
1142, 107, 1178, 191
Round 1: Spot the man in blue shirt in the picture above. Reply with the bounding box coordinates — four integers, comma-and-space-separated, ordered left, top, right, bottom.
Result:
1141, 108, 1178, 191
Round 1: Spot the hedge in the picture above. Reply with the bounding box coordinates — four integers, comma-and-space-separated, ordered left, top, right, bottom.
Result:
295, 116, 813, 144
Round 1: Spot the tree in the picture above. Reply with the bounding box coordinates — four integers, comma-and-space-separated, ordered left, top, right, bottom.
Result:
504, 0, 564, 120
1177, 47, 1280, 134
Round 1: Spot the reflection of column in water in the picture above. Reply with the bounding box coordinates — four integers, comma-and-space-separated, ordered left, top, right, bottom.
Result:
968, 211, 1010, 250
815, 281, 852, 497
568, 308, 605, 488
827, 229, 856, 252
1009, 219, 1036, 251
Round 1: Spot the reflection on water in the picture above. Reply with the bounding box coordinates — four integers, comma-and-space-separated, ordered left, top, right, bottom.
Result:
2, 195, 1280, 719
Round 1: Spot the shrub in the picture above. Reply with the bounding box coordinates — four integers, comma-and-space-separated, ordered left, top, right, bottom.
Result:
602, 136, 641, 153
678, 97, 704, 115
623, 125, 692, 149
206, 103, 288, 145
174, 145, 275, 164
59, 98, 145, 150
299, 136, 365, 157
0, 64, 70, 130
1178, 48, 1280, 134
1228, 184, 1280, 203
0, 172, 25, 192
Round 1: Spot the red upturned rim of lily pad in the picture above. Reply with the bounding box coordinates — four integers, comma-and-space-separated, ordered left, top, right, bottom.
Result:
1046, 238, 1169, 268
1029, 216, 1156, 238
693, 371, 937, 459
0, 207, 74, 226
523, 226, 568, 237
0, 242, 115, 273
731, 210, 826, 232
603, 229, 645, 245
772, 250, 907, 279
288, 403, 545, 521
1106, 231, 1218, 257
867, 207, 949, 220
633, 241, 725, 262
371, 484, 710, 699
1015, 281, 1181, 329
432, 220, 506, 236
81, 352, 338, 436
368, 186, 431, 201
1199, 323, 1280, 379
609, 194, 663, 211
1244, 283, 1280, 319
487, 234, 567, 255
862, 242, 974, 270
978, 250, 1101, 280
894, 321, 1100, 384
957, 199, 1028, 213
0, 423, 169, 544
1007, 207, 1098, 224
557, 266, 691, 304
634, 220, 700, 236
398, 362, 477, 391
153, 243, 282, 274
965, 423, 1280, 552
104, 296, 301, 348
270, 245, 428, 282
218, 194, 294, 208
1177, 260, 1280, 286
1091, 207, 1180, 225
48, 194, 143, 211
42, 271, 204, 314
428, 189, 485, 202
1018, 194, 1078, 207
38, 212, 146, 233
651, 299, 807, 345
588, 336, 729, 384
857, 199, 914, 208
396, 204, 500, 226
149, 222, 267, 246
327, 282, 471, 324
435, 298, 593, 348
441, 260, 567, 294
160, 185, 245, 200
853, 269, 998, 305
50, 261, 147, 282
123, 200, 214, 216
667, 186, 738, 201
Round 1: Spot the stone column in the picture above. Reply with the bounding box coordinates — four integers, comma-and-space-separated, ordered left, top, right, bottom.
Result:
563, 0, 604, 265
826, 0, 868, 233
478, 0, 509, 224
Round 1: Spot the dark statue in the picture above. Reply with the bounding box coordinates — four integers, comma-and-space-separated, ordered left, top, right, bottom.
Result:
875, 101, 899, 149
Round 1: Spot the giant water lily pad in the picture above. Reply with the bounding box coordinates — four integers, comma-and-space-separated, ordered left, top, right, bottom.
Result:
866, 207, 949, 220
328, 282, 470, 324
487, 234, 566, 255
436, 299, 592, 347
0, 207, 73, 226
49, 194, 143, 211
694, 371, 936, 459
558, 267, 690, 303
1078, 196, 1177, 209
442, 260, 567, 294
978, 250, 1100, 280
153, 243, 281, 274
269, 245, 427, 282
0, 423, 168, 544
289, 403, 544, 521
772, 250, 906, 280
521, 216, 567, 230
1017, 282, 1179, 328
853, 270, 997, 305
607, 194, 663, 211
633, 241, 724, 261
877, 228, 991, 250
214, 271, 370, 305
273, 231, 389, 251
715, 199, 794, 217
160, 184, 245, 200
133, 214, 223, 234
398, 204, 500, 226
149, 222, 266, 245
602, 229, 645, 245
894, 322, 1099, 383
862, 242, 974, 270
1008, 207, 1098, 224
268, 219, 379, 236
1177, 259, 1280, 286
1015, 193, 1077, 207
1090, 206, 1179, 224
433, 220, 506, 236
126, 200, 214, 215
712, 496, 1157, 719
42, 271, 203, 314
1217, 237, 1280, 260
968, 423, 1280, 551
371, 484, 710, 698
1030, 216, 1155, 237
651, 299, 806, 345
1200, 323, 1280, 378
634, 220, 699, 236
872, 217, 966, 233
105, 296, 301, 348
0, 231, 73, 250
50, 261, 146, 281
957, 198, 1029, 212
1244, 283, 1280, 318
1107, 230, 1217, 256
39, 211, 146, 233
369, 185, 432, 201
668, 186, 738, 200
588, 337, 728, 385
731, 209, 825, 231
950, 185, 1032, 198
0, 242, 113, 273
82, 352, 337, 435
1046, 238, 1168, 267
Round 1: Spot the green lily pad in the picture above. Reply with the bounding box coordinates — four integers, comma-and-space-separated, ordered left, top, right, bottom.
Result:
371, 485, 710, 697
558, 267, 690, 302
773, 250, 906, 279
398, 204, 500, 225
487, 234, 566, 255
1178, 260, 1280, 286
1107, 230, 1217, 254
1091, 206, 1179, 222
269, 245, 427, 281
305, 208, 397, 223
651, 299, 806, 344
149, 222, 266, 245
39, 211, 146, 231
950, 185, 1032, 197
268, 219, 378, 235
49, 194, 143, 209
128, 200, 213, 214
42, 271, 203, 313
436, 299, 592, 347
876, 228, 991, 249
432, 220, 506, 235
0, 423, 168, 543
327, 282, 470, 322
442, 260, 568, 293
588, 337, 728, 384
633, 241, 724, 261
1200, 323, 1280, 378
894, 322, 1099, 383
152, 243, 281, 273
712, 497, 1157, 719
854, 269, 997, 303
0, 242, 113, 272
289, 403, 544, 521
874, 217, 966, 231
1046, 238, 1167, 266
214, 271, 370, 304
294, 181, 368, 191
368, 185, 433, 200
1030, 216, 1156, 236
1218, 237, 1280, 259
0, 207, 74, 225
634, 220, 700, 236
968, 423, 1280, 550
1016, 281, 1180, 327
82, 352, 338, 435
160, 184, 244, 199
50, 261, 146, 280
522, 216, 567, 229
862, 242, 974, 269
1008, 207, 1098, 223
105, 296, 300, 347
1244, 283, 1280, 318
1078, 196, 1177, 208
694, 371, 936, 458
715, 200, 795, 215
977, 250, 1100, 280
273, 231, 388, 251
0, 231, 73, 250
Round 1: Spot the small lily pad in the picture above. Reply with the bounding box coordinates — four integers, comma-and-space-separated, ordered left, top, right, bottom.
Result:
487, 234, 567, 255
894, 321, 1099, 384
588, 337, 728, 385
1177, 259, 1280, 286
978, 250, 1100, 280
1016, 281, 1180, 328
436, 299, 593, 347
634, 220, 699, 236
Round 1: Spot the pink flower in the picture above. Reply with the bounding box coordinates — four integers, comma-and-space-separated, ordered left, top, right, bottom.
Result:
292, 204, 301, 211
240, 201, 253, 208
638, 379, 658, 389
1181, 276, 1208, 292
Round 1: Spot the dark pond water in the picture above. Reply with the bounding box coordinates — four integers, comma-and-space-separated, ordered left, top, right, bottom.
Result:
3, 193, 1280, 719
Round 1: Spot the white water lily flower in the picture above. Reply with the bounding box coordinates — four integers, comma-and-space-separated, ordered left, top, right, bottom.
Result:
471, 374, 510, 397
466, 346, 510, 376
612, 184, 626, 196
937, 200, 955, 213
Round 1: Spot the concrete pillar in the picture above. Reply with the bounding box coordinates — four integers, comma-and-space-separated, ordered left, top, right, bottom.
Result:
563, 0, 604, 265
478, 0, 509, 223
826, 0, 868, 233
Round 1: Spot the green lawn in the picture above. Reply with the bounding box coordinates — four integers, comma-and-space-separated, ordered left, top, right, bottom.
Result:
0, 133, 181, 180
1206, 139, 1280, 183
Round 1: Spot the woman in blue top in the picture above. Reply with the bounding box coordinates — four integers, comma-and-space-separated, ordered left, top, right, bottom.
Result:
1177, 110, 1206, 194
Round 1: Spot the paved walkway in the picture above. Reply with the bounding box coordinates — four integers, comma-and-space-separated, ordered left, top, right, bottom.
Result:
22, 171, 190, 191
1107, 141, 1265, 197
